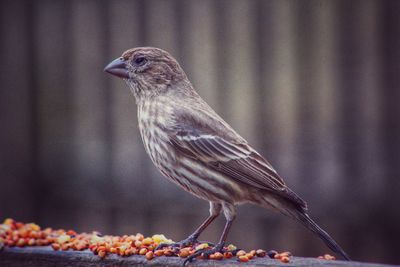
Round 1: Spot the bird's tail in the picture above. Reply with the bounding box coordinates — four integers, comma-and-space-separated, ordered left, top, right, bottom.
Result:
258, 193, 350, 261
294, 211, 351, 261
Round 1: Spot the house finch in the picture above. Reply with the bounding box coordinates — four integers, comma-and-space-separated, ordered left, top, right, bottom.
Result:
104, 47, 350, 263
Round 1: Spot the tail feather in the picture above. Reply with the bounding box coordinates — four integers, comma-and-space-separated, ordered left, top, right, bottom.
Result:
297, 212, 351, 261
259, 192, 350, 260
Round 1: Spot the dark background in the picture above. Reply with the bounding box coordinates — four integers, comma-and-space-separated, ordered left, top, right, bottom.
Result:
1, 0, 399, 264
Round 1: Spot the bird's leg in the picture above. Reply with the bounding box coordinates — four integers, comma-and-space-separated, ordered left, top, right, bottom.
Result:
156, 202, 221, 250
184, 203, 236, 265
183, 219, 234, 265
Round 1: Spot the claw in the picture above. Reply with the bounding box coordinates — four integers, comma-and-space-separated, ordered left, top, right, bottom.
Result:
198, 240, 215, 247
156, 235, 201, 251
183, 242, 226, 266
155, 242, 173, 250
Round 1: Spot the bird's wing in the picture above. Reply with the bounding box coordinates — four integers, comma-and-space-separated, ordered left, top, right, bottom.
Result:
167, 105, 306, 209
171, 131, 285, 191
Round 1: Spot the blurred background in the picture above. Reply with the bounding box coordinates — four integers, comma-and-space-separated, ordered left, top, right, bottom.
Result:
1, 0, 400, 264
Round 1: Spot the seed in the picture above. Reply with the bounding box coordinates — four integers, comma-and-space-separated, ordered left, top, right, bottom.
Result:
75, 244, 84, 250
124, 248, 133, 256
281, 256, 290, 263
246, 253, 254, 260
29, 223, 40, 232
236, 250, 246, 257
179, 248, 190, 258
227, 244, 237, 251
19, 229, 28, 238
164, 249, 173, 256
256, 249, 266, 257
195, 243, 209, 250
66, 230, 76, 236
16, 238, 26, 247
145, 251, 154, 260
125, 235, 136, 242
134, 240, 142, 248
98, 250, 106, 258
223, 251, 233, 259
324, 254, 336, 260
213, 252, 223, 260
280, 251, 292, 257
4, 218, 14, 225
29, 231, 38, 239
238, 255, 249, 262
136, 233, 144, 241
118, 245, 127, 255
142, 237, 153, 246
139, 247, 148, 255
268, 250, 278, 258
154, 250, 164, 257
51, 243, 60, 250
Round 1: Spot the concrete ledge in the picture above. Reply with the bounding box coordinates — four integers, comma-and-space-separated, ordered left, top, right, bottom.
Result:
0, 246, 394, 267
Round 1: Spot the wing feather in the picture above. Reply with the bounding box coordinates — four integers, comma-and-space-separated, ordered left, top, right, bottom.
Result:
174, 134, 285, 190
168, 104, 307, 209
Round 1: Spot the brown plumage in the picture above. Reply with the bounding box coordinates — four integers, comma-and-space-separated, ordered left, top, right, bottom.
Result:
104, 47, 350, 263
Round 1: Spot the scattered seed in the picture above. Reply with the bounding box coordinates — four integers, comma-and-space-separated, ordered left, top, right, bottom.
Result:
135, 233, 144, 241
268, 249, 278, 258
227, 244, 237, 251
236, 250, 246, 257
195, 243, 209, 250
246, 253, 254, 260
134, 240, 142, 247
51, 243, 60, 250
146, 250, 154, 260
323, 254, 336, 260
281, 256, 290, 263
213, 252, 223, 260
98, 250, 106, 259
281, 251, 292, 257
139, 247, 148, 255
238, 255, 249, 262
0, 218, 300, 264
256, 249, 266, 257
223, 251, 233, 259
179, 248, 190, 258
154, 249, 164, 257
142, 237, 153, 246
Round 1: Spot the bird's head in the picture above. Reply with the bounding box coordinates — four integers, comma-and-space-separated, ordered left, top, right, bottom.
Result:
104, 47, 189, 100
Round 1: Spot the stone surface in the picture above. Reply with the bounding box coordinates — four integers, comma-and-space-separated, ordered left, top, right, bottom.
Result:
0, 246, 395, 267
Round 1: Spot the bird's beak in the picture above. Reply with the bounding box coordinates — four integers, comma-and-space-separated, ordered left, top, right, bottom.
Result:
104, 57, 129, 79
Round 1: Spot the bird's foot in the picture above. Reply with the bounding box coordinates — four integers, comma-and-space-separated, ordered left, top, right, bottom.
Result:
155, 235, 214, 251
183, 242, 225, 266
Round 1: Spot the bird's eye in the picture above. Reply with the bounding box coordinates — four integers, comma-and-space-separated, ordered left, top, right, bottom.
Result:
134, 57, 147, 66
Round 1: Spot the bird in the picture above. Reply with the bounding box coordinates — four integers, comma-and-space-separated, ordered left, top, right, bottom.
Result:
104, 47, 350, 263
